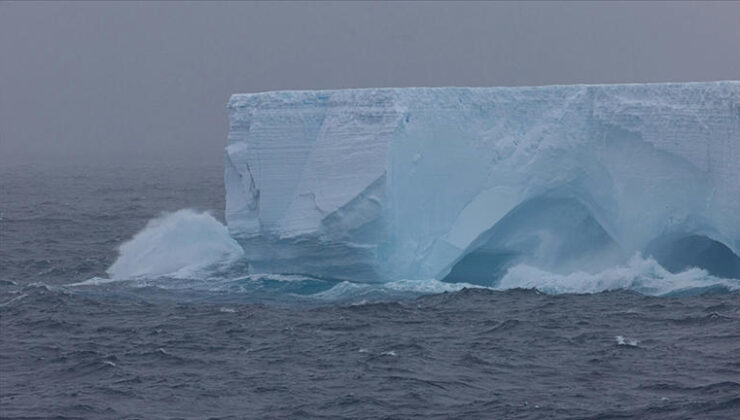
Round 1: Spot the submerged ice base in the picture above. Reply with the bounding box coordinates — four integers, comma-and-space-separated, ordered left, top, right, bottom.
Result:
225, 82, 740, 284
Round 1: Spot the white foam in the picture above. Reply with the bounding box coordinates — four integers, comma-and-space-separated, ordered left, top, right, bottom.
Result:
315, 278, 482, 300
68, 276, 124, 287
496, 255, 738, 295
0, 293, 29, 307
616, 335, 639, 347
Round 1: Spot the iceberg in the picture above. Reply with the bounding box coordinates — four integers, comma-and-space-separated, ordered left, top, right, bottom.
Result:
225, 82, 740, 284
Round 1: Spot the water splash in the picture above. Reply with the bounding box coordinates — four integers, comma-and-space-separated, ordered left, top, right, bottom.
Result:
70, 210, 738, 303
497, 255, 739, 295
106, 209, 244, 280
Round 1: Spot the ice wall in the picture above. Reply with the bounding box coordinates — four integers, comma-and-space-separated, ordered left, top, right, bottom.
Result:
225, 82, 740, 283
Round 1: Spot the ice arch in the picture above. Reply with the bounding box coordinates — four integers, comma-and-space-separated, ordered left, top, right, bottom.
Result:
442, 196, 624, 285
646, 234, 740, 279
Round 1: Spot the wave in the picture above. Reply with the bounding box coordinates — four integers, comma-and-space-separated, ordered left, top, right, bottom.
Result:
497, 255, 739, 296
69, 209, 739, 302
106, 209, 243, 280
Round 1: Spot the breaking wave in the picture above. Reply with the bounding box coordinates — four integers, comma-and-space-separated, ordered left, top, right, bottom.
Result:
106, 209, 243, 280
70, 209, 739, 302
497, 256, 739, 296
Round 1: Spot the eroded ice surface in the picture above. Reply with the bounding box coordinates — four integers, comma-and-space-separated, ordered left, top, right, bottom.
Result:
225, 82, 740, 284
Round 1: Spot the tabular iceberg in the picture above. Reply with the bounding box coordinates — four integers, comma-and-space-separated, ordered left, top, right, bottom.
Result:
225, 82, 740, 284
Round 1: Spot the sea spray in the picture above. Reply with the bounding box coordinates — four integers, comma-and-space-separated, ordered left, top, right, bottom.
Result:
80, 209, 739, 301
107, 209, 243, 279
497, 255, 739, 295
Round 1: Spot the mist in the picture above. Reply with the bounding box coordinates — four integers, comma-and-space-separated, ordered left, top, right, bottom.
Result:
1, 1, 738, 165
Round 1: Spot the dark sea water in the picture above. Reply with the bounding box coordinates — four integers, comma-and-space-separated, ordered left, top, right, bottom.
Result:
2, 163, 739, 419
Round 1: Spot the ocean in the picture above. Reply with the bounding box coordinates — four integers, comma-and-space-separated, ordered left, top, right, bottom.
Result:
1, 162, 739, 419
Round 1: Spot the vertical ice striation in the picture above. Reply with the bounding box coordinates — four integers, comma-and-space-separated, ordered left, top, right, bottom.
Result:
225, 82, 740, 283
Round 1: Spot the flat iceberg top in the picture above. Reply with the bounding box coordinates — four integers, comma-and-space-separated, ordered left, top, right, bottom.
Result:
225, 81, 740, 283
228, 81, 738, 109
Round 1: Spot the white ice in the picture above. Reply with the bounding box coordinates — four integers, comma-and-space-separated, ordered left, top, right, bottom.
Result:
225, 82, 740, 284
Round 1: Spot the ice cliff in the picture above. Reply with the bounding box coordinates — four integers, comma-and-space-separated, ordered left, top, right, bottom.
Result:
225, 82, 740, 283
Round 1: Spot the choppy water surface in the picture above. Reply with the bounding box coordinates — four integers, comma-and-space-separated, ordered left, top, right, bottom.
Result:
1, 163, 739, 419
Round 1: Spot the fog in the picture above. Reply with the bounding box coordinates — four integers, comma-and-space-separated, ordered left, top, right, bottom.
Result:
1, 1, 738, 165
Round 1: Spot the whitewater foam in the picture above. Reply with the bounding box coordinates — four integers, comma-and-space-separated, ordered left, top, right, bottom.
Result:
616, 336, 639, 347
314, 278, 482, 301
69, 277, 124, 287
497, 255, 739, 296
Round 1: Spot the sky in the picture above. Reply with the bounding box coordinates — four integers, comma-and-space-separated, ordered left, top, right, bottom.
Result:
1, 1, 739, 165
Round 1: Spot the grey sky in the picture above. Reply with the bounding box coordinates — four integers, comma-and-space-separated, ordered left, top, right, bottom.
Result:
1, 1, 739, 165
